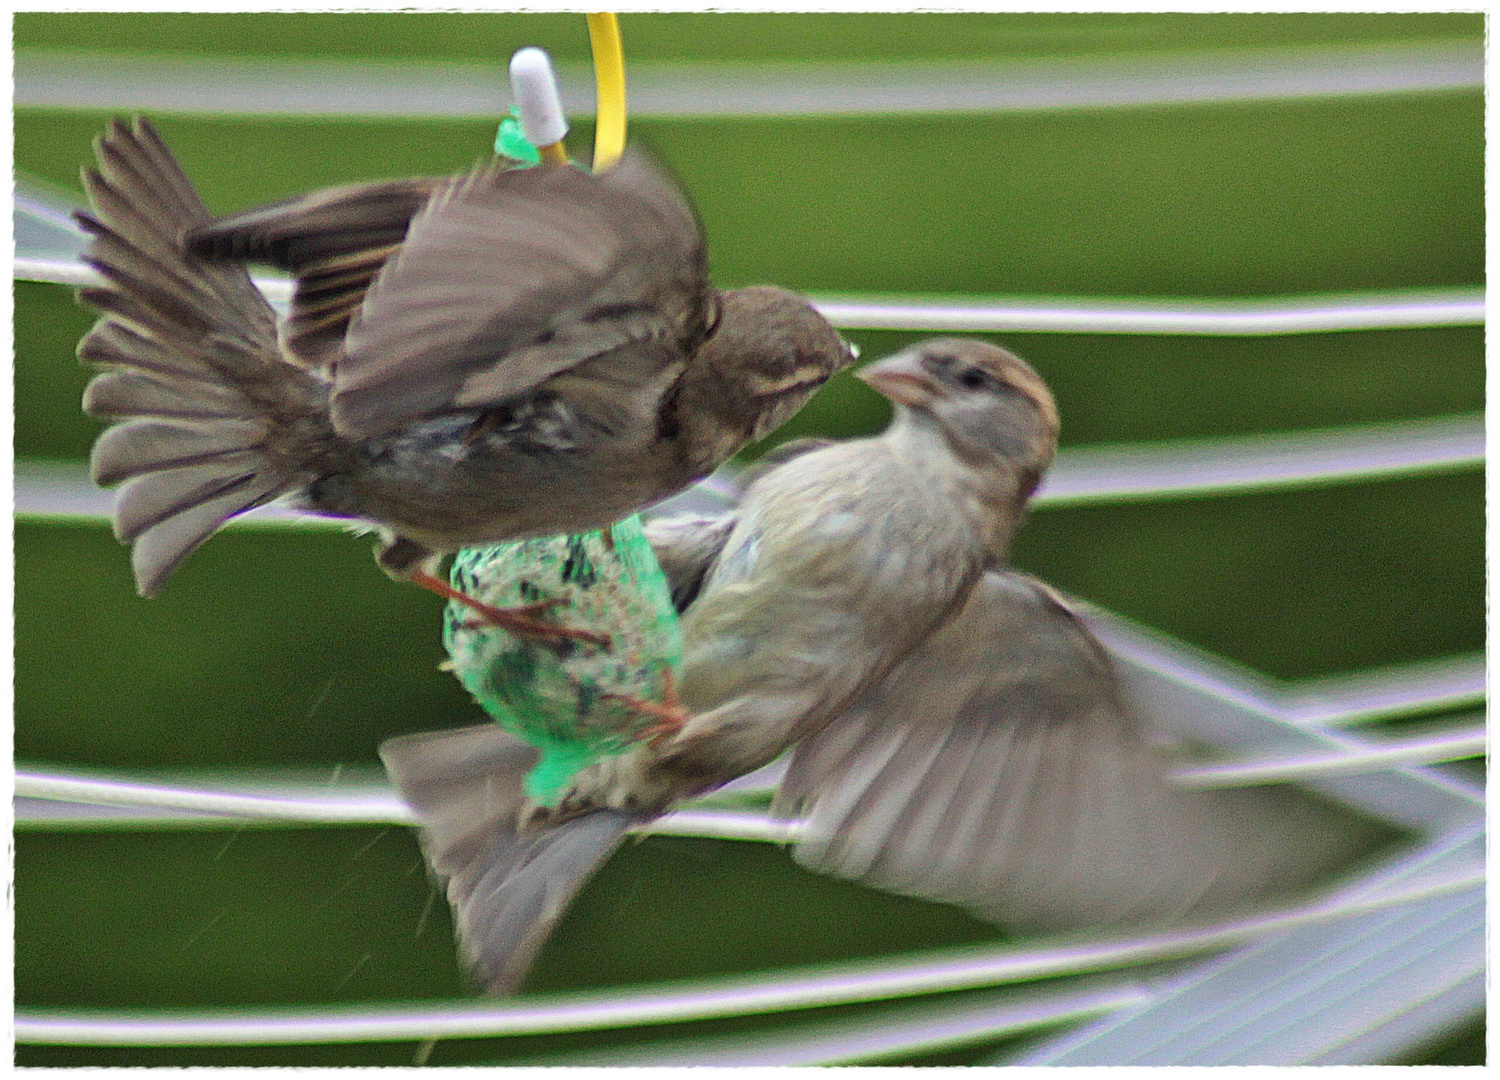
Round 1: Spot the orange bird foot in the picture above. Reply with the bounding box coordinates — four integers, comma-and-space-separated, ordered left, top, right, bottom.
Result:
604, 668, 687, 743
411, 570, 611, 649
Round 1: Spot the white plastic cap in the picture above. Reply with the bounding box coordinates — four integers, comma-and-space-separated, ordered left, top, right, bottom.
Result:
509, 46, 569, 148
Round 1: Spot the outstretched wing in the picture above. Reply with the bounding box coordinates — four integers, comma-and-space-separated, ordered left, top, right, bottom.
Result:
777, 570, 1389, 930
188, 176, 442, 369
333, 150, 709, 438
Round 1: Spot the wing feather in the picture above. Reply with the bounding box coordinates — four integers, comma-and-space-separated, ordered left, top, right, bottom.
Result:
779, 571, 1391, 931
188, 176, 441, 369
643, 512, 739, 612
333, 150, 708, 437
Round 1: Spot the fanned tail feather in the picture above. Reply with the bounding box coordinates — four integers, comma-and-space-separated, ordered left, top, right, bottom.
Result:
380, 723, 637, 994
76, 117, 330, 596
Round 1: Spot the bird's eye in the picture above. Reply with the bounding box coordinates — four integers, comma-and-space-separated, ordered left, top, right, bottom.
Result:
958, 367, 991, 391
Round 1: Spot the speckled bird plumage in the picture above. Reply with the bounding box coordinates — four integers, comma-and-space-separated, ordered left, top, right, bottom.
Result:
74, 117, 855, 597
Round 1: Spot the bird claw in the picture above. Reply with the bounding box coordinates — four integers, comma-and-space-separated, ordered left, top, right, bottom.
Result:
527, 784, 603, 827
602, 668, 687, 744
411, 570, 611, 650
456, 598, 573, 632
523, 800, 556, 827
512, 598, 570, 617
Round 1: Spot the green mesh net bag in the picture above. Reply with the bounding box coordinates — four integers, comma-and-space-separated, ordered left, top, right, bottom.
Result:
443, 514, 682, 806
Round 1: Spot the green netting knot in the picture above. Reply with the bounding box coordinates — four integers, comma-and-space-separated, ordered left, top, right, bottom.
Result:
495, 106, 541, 166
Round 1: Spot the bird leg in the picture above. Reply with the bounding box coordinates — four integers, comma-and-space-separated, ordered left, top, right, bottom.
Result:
454, 598, 571, 631
603, 668, 688, 743
409, 570, 611, 649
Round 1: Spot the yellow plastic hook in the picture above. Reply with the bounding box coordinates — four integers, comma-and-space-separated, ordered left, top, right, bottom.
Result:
586, 13, 627, 171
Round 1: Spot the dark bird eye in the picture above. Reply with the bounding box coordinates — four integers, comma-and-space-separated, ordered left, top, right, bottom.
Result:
958, 367, 991, 390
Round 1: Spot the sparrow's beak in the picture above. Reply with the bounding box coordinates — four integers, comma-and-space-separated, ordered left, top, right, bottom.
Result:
857, 352, 944, 407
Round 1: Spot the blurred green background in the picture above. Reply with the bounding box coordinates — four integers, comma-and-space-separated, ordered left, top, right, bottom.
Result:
13, 10, 1484, 1066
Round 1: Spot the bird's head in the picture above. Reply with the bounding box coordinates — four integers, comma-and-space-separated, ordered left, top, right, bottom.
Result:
858, 338, 1059, 498
688, 285, 859, 448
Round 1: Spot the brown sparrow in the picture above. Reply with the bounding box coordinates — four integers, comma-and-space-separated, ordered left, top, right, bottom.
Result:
609, 338, 1061, 801
75, 117, 854, 638
384, 340, 1386, 993
383, 337, 1065, 990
